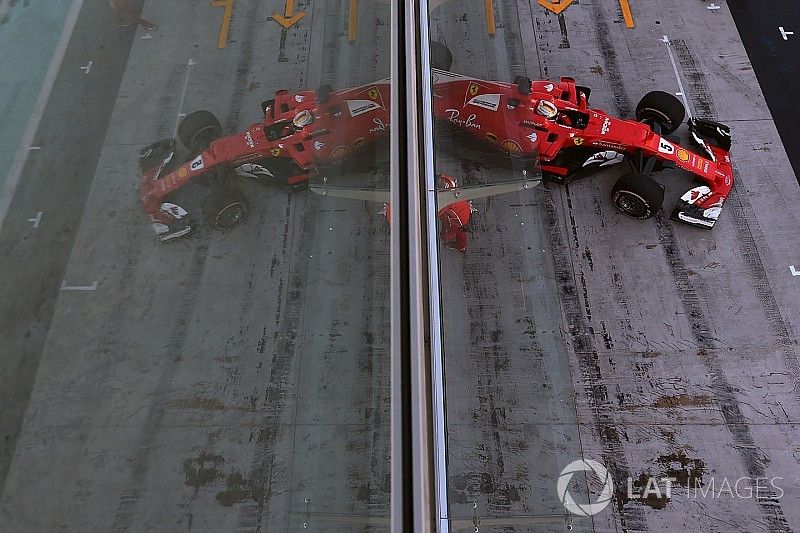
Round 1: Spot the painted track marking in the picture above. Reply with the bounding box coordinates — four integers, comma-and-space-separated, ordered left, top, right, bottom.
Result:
0, 0, 85, 236
212, 0, 234, 48
791, 266, 799, 277
538, 0, 573, 15
485, 0, 496, 35
60, 280, 98, 292
27, 211, 42, 229
273, 0, 305, 29
619, 0, 634, 28
661, 35, 692, 118
779, 27, 794, 40
348, 0, 358, 42
173, 59, 197, 137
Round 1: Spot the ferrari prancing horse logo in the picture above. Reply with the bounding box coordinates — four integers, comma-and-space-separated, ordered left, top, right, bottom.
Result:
573, 137, 584, 146
469, 83, 479, 96
271, 147, 281, 157
368, 87, 379, 100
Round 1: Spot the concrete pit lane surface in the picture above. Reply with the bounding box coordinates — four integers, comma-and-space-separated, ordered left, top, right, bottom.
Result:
0, 0, 799, 532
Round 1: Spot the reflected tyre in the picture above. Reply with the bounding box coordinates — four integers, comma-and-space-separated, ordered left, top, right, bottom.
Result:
430, 41, 453, 71
204, 186, 249, 230
178, 110, 222, 153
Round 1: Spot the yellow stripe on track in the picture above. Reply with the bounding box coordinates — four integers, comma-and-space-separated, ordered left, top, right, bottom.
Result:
619, 0, 634, 28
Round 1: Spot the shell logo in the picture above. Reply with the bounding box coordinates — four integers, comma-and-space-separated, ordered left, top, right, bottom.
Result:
177, 166, 189, 178
676, 148, 690, 162
486, 132, 498, 144
353, 137, 365, 147
271, 147, 281, 157
573, 137, 584, 146
330, 145, 352, 161
501, 139, 522, 155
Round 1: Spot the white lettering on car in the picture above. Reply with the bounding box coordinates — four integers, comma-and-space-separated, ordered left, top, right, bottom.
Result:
369, 117, 389, 134
445, 109, 481, 130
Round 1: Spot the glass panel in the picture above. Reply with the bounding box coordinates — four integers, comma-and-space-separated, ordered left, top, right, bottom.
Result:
427, 1, 793, 532
0, 1, 391, 531
427, 2, 586, 531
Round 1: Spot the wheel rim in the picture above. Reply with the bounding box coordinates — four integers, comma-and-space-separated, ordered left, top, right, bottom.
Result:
615, 192, 648, 218
215, 203, 245, 229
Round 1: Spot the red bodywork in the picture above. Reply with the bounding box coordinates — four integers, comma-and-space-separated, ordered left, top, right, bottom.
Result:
431, 69, 734, 228
139, 81, 392, 231
139, 70, 734, 241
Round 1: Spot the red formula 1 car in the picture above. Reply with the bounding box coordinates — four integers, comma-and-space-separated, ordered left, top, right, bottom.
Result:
430, 67, 734, 229
138, 80, 394, 242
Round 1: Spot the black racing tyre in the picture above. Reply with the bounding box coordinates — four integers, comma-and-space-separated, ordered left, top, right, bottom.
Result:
635, 91, 685, 135
203, 186, 249, 230
610, 172, 664, 219
430, 41, 453, 71
178, 110, 222, 153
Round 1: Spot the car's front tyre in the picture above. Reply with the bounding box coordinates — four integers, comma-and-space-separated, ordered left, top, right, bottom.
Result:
203, 185, 249, 230
611, 172, 664, 219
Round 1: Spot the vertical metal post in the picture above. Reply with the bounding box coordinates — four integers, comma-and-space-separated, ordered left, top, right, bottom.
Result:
391, 0, 449, 531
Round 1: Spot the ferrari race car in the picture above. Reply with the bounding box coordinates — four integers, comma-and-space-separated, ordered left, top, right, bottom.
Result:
138, 81, 393, 242
430, 67, 734, 229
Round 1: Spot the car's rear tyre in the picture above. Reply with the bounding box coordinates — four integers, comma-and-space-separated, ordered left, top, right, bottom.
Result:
635, 91, 685, 135
611, 172, 664, 219
430, 41, 453, 71
179, 110, 222, 153
204, 185, 248, 230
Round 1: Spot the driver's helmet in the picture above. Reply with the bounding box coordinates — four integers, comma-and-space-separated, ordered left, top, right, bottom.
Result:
292, 109, 314, 129
535, 99, 558, 119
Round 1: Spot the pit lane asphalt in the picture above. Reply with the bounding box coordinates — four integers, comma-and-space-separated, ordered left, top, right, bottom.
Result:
0, 0, 143, 495
2, 0, 800, 531
729, 0, 800, 183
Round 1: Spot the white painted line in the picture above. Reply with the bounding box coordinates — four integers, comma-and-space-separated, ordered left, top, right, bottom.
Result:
661, 35, 693, 119
140, 33, 153, 40
28, 146, 42, 151
27, 211, 42, 229
80, 60, 93, 74
791, 265, 799, 277
173, 58, 197, 137
60, 280, 98, 291
707, 3, 720, 10
779, 27, 794, 40
0, 0, 86, 236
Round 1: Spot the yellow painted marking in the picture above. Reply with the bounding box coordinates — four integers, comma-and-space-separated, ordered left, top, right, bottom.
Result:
212, 0, 234, 49
538, 0, 573, 15
619, 0, 634, 28
273, 0, 305, 29
484, 0, 496, 35
348, 0, 358, 42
